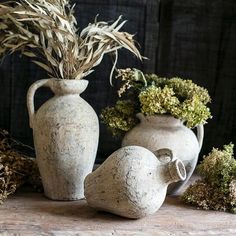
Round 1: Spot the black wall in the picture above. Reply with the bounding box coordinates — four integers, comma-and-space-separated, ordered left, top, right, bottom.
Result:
0, 0, 235, 161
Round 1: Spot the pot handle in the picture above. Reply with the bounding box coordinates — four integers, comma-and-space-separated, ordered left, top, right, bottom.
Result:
196, 124, 204, 150
27, 79, 51, 128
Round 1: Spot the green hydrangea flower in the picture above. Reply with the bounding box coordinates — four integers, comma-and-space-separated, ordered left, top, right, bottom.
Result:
139, 85, 180, 115
100, 100, 138, 136
173, 96, 212, 128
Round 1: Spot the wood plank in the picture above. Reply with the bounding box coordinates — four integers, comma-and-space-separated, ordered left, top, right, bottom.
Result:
0, 176, 235, 235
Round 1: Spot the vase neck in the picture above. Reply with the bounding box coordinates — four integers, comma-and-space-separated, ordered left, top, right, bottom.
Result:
161, 159, 186, 185
49, 79, 88, 95
137, 113, 183, 127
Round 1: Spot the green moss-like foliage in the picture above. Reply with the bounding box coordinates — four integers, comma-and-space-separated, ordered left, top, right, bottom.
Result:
100, 100, 139, 136
101, 68, 212, 136
182, 144, 236, 213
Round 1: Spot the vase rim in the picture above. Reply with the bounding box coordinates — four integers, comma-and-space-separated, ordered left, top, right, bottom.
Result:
136, 113, 183, 125
136, 113, 177, 118
49, 79, 88, 95
50, 78, 88, 82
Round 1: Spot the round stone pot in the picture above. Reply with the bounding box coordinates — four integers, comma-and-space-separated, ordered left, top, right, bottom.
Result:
122, 113, 204, 195
27, 79, 99, 200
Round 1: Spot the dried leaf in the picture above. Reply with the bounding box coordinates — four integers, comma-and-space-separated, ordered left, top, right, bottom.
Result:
32, 60, 53, 74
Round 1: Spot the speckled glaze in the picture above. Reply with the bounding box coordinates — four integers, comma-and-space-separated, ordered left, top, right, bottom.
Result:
122, 114, 204, 195
84, 146, 186, 219
27, 79, 99, 200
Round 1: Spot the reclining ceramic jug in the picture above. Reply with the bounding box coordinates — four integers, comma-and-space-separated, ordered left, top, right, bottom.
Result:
122, 114, 204, 194
84, 146, 186, 219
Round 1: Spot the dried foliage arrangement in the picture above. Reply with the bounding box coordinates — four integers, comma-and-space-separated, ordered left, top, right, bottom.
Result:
182, 144, 236, 213
101, 68, 212, 136
0, 129, 42, 204
0, 0, 142, 80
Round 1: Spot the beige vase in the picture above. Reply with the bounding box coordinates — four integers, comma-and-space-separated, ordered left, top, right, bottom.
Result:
84, 146, 186, 219
122, 114, 204, 195
27, 79, 99, 200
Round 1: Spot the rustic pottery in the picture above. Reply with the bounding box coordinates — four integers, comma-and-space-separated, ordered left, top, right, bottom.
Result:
84, 146, 186, 219
27, 79, 99, 200
122, 114, 204, 194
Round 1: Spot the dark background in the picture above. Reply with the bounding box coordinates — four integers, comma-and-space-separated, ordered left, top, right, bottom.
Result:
0, 0, 235, 162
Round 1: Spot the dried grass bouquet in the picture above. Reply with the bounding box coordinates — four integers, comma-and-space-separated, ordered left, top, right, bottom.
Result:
0, 0, 142, 80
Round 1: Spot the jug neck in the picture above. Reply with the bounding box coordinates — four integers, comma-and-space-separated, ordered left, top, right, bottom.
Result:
49, 79, 88, 95
136, 113, 183, 127
162, 159, 186, 185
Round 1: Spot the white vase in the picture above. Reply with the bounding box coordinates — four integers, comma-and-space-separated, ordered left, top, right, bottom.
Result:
27, 79, 99, 200
122, 114, 204, 195
84, 146, 186, 219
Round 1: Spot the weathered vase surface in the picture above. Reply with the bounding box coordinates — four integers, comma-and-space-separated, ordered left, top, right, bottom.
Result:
122, 114, 204, 195
84, 146, 186, 219
27, 79, 99, 200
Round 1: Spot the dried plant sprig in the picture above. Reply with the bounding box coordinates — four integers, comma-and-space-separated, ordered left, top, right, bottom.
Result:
0, 129, 42, 204
0, 1, 142, 80
182, 143, 236, 213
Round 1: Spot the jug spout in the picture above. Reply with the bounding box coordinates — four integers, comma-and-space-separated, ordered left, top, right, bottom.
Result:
164, 159, 186, 184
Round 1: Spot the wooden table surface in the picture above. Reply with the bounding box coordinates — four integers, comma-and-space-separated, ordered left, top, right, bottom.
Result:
0, 181, 236, 236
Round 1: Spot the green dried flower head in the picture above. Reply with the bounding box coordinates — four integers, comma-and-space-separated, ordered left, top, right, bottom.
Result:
139, 85, 180, 115
100, 100, 138, 136
173, 96, 212, 128
167, 78, 211, 104
182, 143, 236, 213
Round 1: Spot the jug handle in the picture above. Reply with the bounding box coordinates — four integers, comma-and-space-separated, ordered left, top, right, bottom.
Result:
196, 124, 204, 150
27, 79, 51, 128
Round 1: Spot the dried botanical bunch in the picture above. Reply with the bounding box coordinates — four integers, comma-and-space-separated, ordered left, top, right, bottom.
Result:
0, 129, 42, 204
182, 143, 236, 213
100, 100, 138, 136
101, 68, 211, 136
0, 0, 141, 80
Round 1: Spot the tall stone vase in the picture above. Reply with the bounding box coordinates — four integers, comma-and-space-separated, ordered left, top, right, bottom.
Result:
27, 79, 99, 200
122, 113, 204, 195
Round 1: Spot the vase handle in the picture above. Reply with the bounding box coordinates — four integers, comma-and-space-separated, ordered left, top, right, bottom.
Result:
196, 124, 204, 150
27, 79, 51, 128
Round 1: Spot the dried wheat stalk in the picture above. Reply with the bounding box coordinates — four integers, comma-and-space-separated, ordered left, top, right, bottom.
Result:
0, 0, 142, 80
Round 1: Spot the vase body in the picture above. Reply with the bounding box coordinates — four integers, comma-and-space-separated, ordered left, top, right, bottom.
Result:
122, 114, 204, 195
27, 79, 99, 200
84, 146, 186, 219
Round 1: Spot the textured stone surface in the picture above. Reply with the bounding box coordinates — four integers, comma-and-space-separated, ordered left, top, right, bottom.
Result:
122, 114, 204, 195
27, 79, 99, 200
84, 146, 186, 219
